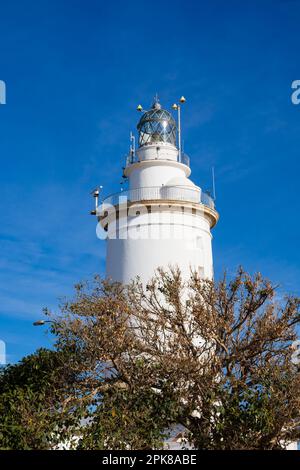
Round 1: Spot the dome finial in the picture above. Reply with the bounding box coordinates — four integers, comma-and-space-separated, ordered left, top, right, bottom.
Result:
152, 92, 161, 110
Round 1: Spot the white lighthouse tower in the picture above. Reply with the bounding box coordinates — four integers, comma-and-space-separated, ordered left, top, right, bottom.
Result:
96, 97, 218, 284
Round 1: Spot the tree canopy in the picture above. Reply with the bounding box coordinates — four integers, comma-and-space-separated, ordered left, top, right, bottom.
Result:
1, 268, 299, 449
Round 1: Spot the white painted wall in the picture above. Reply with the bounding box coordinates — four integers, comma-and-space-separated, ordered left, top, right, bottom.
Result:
136, 142, 179, 163
128, 161, 188, 190
125, 143, 191, 190
106, 208, 213, 284
105, 141, 216, 284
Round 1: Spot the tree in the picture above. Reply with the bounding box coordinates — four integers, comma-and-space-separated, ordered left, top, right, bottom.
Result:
0, 348, 79, 450
46, 268, 300, 450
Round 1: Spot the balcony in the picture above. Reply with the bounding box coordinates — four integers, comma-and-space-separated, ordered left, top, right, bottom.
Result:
125, 152, 190, 168
101, 185, 215, 210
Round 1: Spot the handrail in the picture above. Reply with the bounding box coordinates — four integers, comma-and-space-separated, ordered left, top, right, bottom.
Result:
125, 152, 190, 168
101, 185, 215, 210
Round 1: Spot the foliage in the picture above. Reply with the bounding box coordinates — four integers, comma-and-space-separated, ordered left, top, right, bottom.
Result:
0, 348, 78, 449
1, 268, 300, 449
79, 386, 179, 450
50, 268, 300, 449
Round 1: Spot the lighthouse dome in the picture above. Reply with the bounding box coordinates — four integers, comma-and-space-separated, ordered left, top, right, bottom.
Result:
137, 99, 176, 147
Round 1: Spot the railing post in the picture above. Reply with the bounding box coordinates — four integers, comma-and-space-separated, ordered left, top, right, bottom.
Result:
102, 186, 214, 210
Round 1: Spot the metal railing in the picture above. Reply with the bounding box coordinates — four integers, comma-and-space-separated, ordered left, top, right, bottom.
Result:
101, 186, 215, 209
125, 151, 190, 168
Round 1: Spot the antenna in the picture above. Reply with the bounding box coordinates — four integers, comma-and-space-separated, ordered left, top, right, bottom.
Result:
212, 167, 216, 201
172, 96, 186, 163
130, 131, 135, 163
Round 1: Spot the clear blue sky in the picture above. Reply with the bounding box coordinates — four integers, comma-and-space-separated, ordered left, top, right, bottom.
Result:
0, 0, 299, 363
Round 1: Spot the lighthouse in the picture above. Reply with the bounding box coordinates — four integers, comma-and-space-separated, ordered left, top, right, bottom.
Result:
96, 97, 219, 284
